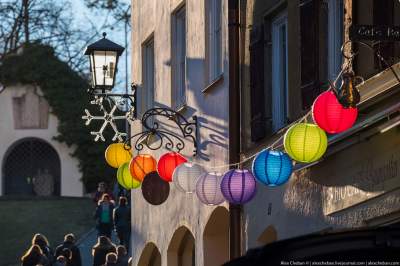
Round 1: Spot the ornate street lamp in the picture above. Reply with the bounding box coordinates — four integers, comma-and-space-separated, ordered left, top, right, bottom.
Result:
85, 32, 125, 94
82, 33, 198, 156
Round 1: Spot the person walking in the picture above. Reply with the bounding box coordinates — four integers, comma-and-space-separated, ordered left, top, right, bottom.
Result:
94, 182, 114, 205
21, 245, 49, 266
92, 236, 116, 266
95, 194, 115, 238
54, 256, 67, 266
32, 233, 54, 265
113, 197, 131, 249
55, 234, 82, 266
57, 248, 73, 266
115, 246, 129, 266
102, 253, 118, 266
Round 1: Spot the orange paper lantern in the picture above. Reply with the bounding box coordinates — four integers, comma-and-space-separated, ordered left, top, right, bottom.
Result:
157, 152, 187, 182
129, 154, 157, 182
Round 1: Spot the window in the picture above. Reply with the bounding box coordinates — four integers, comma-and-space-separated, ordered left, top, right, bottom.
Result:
299, 0, 322, 109
12, 90, 49, 129
271, 12, 288, 131
172, 6, 187, 109
142, 37, 155, 114
327, 0, 343, 81
206, 0, 222, 82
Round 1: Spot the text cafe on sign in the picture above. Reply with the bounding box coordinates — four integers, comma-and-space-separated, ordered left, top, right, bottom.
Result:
350, 25, 400, 41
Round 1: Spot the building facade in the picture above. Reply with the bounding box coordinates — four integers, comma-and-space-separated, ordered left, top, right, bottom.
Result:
0, 84, 83, 197
130, 0, 231, 265
241, 0, 400, 250
130, 0, 400, 264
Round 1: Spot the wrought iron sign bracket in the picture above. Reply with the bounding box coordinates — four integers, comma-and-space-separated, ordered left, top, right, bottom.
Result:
341, 40, 400, 84
125, 108, 199, 156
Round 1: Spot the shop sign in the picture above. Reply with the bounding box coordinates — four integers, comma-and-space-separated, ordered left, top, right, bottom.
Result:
324, 151, 400, 215
350, 24, 400, 41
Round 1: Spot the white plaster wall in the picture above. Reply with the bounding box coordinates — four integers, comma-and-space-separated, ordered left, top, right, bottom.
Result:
131, 0, 230, 265
0, 85, 83, 197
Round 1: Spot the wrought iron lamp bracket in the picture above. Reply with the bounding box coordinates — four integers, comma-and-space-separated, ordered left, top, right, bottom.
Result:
125, 108, 199, 156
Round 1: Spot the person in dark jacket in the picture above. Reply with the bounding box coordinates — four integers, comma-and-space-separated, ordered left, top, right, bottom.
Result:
113, 197, 130, 249
94, 182, 114, 205
58, 248, 73, 266
92, 236, 116, 266
21, 244, 49, 266
95, 194, 115, 238
32, 233, 53, 265
115, 246, 129, 266
54, 255, 67, 266
55, 234, 82, 266
102, 253, 118, 266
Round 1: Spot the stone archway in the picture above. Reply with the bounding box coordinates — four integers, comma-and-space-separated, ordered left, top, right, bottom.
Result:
257, 225, 277, 245
167, 226, 195, 266
2, 138, 61, 196
137, 242, 162, 266
203, 206, 229, 266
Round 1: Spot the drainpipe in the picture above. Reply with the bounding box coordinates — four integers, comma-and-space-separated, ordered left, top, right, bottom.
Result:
228, 0, 242, 260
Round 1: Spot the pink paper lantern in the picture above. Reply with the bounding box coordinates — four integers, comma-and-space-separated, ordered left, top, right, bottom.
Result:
312, 90, 358, 134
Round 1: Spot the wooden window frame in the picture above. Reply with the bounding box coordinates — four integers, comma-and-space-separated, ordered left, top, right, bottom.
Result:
171, 5, 187, 110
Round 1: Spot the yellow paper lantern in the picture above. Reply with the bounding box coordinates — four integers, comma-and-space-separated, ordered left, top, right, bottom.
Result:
284, 123, 328, 163
105, 143, 132, 168
117, 163, 141, 190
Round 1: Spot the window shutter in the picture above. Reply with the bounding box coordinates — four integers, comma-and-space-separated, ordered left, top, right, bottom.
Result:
300, 0, 321, 109
373, 0, 394, 69
250, 24, 268, 142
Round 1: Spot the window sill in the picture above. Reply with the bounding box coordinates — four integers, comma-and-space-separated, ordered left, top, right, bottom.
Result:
202, 74, 224, 93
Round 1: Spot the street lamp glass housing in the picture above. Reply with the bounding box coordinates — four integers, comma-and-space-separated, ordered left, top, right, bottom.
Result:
84, 33, 125, 93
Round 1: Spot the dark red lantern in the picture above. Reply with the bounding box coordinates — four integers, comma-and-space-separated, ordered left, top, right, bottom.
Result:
157, 152, 187, 182
141, 171, 170, 205
312, 90, 358, 134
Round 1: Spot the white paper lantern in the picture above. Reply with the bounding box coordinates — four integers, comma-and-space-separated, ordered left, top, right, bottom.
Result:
196, 172, 225, 206
173, 163, 205, 194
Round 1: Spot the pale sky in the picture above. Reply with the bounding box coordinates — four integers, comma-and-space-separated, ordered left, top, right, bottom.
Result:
70, 0, 131, 93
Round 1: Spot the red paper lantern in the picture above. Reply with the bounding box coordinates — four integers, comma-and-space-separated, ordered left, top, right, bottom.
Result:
157, 152, 187, 182
312, 90, 358, 134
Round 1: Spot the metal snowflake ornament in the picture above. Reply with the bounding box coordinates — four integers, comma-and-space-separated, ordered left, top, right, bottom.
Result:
82, 95, 136, 142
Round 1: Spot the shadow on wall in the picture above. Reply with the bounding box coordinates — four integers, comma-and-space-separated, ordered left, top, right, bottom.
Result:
167, 226, 195, 266
137, 242, 162, 266
137, 56, 229, 162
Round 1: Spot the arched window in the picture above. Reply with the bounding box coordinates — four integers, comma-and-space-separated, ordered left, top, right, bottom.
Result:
257, 225, 278, 245
168, 226, 195, 266
203, 206, 229, 266
138, 242, 161, 266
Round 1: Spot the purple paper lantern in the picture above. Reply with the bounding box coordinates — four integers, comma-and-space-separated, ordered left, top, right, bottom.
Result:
196, 172, 225, 206
220, 169, 257, 204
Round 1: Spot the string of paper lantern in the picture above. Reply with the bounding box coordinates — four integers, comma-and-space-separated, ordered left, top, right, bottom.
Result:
103, 63, 361, 206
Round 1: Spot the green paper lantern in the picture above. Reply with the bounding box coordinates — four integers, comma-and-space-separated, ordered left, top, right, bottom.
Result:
117, 162, 141, 190
284, 123, 328, 163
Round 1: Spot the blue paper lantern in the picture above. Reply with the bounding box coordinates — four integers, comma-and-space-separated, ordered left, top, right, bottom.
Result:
220, 169, 257, 204
252, 149, 293, 186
